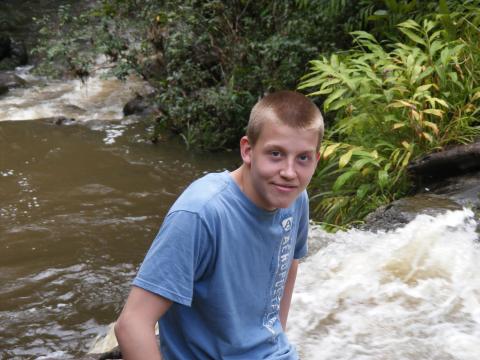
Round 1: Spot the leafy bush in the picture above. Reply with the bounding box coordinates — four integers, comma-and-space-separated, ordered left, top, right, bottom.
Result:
328, 0, 467, 42
301, 3, 480, 227
31, 0, 365, 150
31, 2, 147, 79
147, 0, 352, 150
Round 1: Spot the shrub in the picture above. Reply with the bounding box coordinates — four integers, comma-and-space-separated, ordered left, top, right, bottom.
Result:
301, 4, 480, 227
31, 0, 364, 150
147, 0, 350, 150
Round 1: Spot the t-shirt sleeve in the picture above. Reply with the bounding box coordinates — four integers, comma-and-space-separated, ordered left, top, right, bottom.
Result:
294, 191, 309, 259
132, 210, 212, 306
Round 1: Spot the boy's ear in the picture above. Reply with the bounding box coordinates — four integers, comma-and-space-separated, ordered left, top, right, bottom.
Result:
240, 136, 252, 166
316, 151, 321, 162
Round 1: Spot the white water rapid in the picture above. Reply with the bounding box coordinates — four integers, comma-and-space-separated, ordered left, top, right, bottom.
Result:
0, 65, 152, 123
288, 209, 480, 360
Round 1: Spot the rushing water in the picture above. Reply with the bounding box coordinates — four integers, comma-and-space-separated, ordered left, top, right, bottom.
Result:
289, 210, 480, 360
1, 67, 479, 360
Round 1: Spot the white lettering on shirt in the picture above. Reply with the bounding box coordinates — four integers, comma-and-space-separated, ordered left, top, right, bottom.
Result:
263, 216, 294, 335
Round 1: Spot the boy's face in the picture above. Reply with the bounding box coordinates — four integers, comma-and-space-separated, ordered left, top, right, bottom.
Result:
240, 120, 320, 211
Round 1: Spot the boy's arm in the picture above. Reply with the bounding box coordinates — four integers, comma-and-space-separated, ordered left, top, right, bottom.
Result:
280, 259, 299, 331
114, 286, 172, 360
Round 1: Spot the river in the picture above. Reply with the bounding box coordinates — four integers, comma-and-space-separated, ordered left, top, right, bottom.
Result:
0, 67, 237, 359
1, 69, 480, 360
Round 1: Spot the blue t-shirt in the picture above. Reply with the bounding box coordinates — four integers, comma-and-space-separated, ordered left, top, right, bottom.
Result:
133, 171, 309, 359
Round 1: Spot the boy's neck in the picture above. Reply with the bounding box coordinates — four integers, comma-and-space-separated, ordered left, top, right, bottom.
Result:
230, 166, 246, 193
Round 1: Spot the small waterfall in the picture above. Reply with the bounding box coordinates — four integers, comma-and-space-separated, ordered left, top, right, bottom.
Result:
0, 65, 152, 122
288, 209, 480, 360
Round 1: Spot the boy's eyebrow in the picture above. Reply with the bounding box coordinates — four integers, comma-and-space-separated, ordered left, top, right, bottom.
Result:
263, 143, 317, 153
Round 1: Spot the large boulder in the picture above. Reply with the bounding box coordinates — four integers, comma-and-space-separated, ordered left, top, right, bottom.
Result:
0, 83, 8, 95
408, 141, 480, 182
0, 34, 11, 60
123, 93, 159, 117
362, 194, 463, 231
10, 37, 28, 65
0, 35, 28, 70
363, 141, 480, 232
0, 72, 26, 88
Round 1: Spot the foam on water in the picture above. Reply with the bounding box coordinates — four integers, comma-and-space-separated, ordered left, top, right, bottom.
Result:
288, 209, 480, 360
0, 67, 152, 122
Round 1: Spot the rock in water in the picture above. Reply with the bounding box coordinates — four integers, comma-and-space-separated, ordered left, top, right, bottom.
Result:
0, 34, 12, 60
408, 141, 480, 181
0, 72, 26, 89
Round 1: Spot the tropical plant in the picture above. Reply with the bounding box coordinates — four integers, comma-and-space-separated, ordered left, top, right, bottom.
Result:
31, 0, 364, 150
148, 0, 346, 150
301, 4, 480, 227
327, 0, 465, 42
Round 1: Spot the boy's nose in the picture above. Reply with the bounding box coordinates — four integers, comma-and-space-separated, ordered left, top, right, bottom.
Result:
280, 161, 296, 180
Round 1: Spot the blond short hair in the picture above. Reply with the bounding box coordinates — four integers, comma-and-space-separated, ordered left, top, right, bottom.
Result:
247, 91, 324, 149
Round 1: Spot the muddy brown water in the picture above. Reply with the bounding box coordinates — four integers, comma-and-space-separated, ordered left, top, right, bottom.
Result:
0, 119, 237, 359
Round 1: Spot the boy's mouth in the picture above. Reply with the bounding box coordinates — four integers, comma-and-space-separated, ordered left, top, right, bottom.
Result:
272, 183, 298, 192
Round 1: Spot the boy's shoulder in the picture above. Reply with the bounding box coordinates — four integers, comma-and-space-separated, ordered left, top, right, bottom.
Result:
170, 171, 232, 214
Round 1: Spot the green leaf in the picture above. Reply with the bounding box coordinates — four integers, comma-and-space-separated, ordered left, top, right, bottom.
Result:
378, 170, 389, 188
385, 0, 399, 11
401, 151, 412, 168
398, 19, 421, 31
424, 121, 439, 134
356, 184, 371, 200
399, 28, 426, 46
471, 92, 480, 102
322, 143, 341, 159
333, 170, 358, 192
352, 149, 376, 158
352, 158, 376, 171
339, 149, 353, 168
324, 88, 348, 111
307, 88, 334, 96
423, 108, 444, 117
329, 97, 354, 111
422, 132, 433, 142
416, 84, 433, 92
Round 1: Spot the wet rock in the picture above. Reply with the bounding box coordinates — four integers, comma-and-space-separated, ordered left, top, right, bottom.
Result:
363, 170, 480, 231
60, 104, 87, 118
408, 141, 480, 182
140, 53, 165, 82
0, 34, 11, 60
39, 116, 77, 126
362, 194, 462, 231
10, 38, 28, 65
424, 171, 480, 211
40, 357, 98, 360
0, 83, 8, 96
89, 334, 161, 359
0, 72, 27, 88
123, 93, 158, 116
96, 346, 122, 359
0, 36, 28, 70
364, 142, 480, 232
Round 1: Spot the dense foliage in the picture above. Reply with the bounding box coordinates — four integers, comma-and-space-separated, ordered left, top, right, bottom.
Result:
31, 0, 361, 150
303, 0, 480, 227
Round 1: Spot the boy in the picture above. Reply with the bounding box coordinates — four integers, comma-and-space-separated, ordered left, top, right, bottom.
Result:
115, 90, 324, 359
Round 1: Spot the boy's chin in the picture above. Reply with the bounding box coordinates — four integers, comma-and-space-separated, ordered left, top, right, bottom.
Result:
267, 198, 297, 210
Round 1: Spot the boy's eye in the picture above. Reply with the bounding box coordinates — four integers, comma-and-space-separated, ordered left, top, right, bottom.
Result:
298, 154, 310, 161
271, 151, 281, 157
